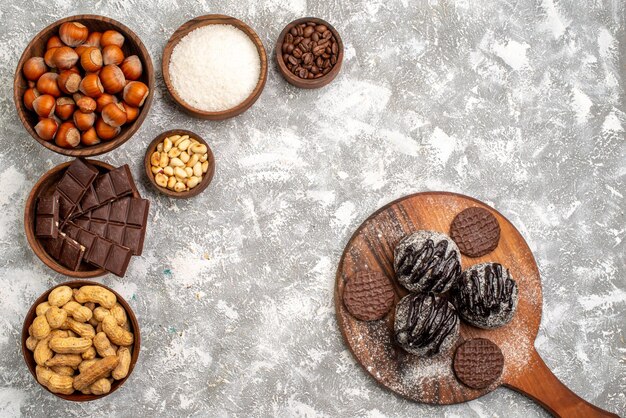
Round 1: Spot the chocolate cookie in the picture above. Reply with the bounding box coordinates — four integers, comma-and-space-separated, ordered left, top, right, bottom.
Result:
343, 271, 395, 321
453, 338, 504, 389
394, 293, 460, 357
455, 263, 518, 329
394, 231, 462, 294
450, 207, 500, 257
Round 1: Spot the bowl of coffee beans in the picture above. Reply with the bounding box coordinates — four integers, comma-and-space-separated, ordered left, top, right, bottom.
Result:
275, 17, 343, 89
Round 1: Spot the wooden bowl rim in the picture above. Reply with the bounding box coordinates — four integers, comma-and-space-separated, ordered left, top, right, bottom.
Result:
23, 159, 140, 277
21, 280, 141, 401
161, 14, 268, 120
334, 191, 543, 404
275, 17, 344, 89
13, 14, 155, 157
144, 129, 215, 199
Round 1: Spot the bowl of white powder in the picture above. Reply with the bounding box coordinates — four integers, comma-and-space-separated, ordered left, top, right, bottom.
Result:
162, 15, 267, 120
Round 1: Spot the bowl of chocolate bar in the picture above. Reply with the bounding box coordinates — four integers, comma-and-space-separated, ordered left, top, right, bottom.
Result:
24, 158, 149, 278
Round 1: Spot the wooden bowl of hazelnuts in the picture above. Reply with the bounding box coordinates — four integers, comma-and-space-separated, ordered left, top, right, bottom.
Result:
13, 15, 154, 157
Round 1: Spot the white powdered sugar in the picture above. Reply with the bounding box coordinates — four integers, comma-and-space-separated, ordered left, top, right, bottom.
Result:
169, 24, 261, 112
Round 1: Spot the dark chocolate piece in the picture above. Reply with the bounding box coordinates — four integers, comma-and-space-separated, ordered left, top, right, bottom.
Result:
84, 235, 132, 277
394, 231, 462, 294
55, 159, 99, 222
72, 165, 136, 218
42, 232, 85, 271
73, 197, 149, 255
65, 222, 132, 277
35, 195, 59, 239
455, 263, 518, 329
343, 271, 395, 321
450, 207, 501, 257
453, 338, 504, 389
394, 293, 460, 357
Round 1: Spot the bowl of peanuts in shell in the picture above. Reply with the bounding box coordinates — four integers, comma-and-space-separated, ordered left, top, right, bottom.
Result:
22, 281, 140, 401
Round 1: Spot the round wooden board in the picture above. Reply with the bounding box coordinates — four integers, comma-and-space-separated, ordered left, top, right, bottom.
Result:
335, 192, 542, 404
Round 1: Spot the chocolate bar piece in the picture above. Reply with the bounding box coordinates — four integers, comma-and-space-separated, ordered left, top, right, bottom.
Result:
85, 235, 132, 277
55, 159, 99, 222
65, 223, 132, 277
42, 232, 85, 271
73, 196, 149, 255
72, 165, 137, 218
35, 195, 60, 239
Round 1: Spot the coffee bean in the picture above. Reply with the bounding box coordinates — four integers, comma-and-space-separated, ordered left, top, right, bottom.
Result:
280, 20, 340, 80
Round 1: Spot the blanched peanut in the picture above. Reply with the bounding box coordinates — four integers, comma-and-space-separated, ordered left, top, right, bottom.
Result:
48, 286, 73, 307
177, 138, 191, 151
186, 153, 199, 168
187, 177, 200, 189
158, 153, 169, 167
155, 173, 167, 187
170, 157, 184, 167
151, 165, 161, 175
173, 135, 187, 147
202, 161, 209, 173
163, 137, 172, 152
163, 166, 174, 176
168, 147, 181, 158
174, 182, 186, 192
150, 151, 160, 166
167, 176, 176, 189
179, 151, 190, 163
174, 167, 187, 179
199, 153, 208, 162
193, 162, 202, 177
184, 167, 193, 177
189, 143, 207, 154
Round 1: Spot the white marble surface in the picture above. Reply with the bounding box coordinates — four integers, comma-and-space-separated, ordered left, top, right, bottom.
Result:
0, 0, 624, 416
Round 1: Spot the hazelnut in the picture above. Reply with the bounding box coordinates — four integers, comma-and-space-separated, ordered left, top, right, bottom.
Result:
32, 94, 56, 118
59, 22, 88, 47
81, 127, 100, 146
55, 121, 81, 148
99, 64, 126, 94
100, 30, 124, 48
22, 57, 47, 81
96, 94, 118, 113
76, 95, 97, 113
79, 73, 104, 98
73, 110, 96, 131
34, 118, 59, 141
121, 102, 139, 122
23, 88, 40, 111
95, 117, 120, 140
46, 35, 63, 50
101, 102, 127, 128
57, 70, 81, 95
54, 97, 76, 120
36, 72, 61, 97
120, 55, 142, 81
80, 47, 103, 73
102, 45, 124, 66
52, 46, 79, 70
122, 81, 149, 107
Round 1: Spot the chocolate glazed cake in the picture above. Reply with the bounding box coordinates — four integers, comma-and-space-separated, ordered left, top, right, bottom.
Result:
456, 263, 518, 329
394, 231, 462, 294
394, 293, 460, 357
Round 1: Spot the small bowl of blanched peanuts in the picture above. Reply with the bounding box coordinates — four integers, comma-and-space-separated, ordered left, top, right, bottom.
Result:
21, 281, 140, 401
144, 129, 215, 198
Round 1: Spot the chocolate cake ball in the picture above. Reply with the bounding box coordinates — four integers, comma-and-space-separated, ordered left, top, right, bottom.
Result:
394, 293, 460, 357
394, 231, 462, 294
455, 263, 518, 329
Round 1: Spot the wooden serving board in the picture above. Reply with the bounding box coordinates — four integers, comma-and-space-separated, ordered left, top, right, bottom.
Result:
335, 192, 618, 417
